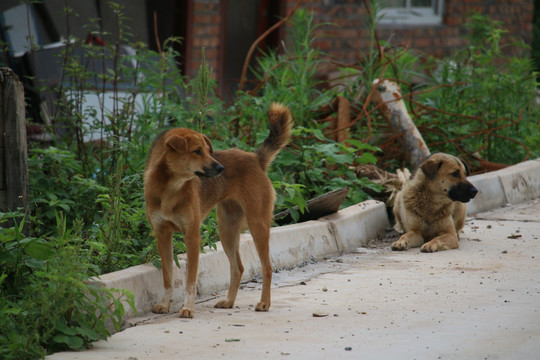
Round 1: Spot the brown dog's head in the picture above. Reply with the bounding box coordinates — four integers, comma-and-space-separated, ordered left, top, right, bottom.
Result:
163, 128, 224, 179
420, 153, 478, 203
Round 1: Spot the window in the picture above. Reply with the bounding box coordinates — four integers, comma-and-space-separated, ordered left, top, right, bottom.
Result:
378, 0, 444, 26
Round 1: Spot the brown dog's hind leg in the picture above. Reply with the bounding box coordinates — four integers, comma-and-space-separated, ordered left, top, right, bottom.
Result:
152, 222, 175, 314
215, 201, 245, 309
247, 219, 272, 312
391, 231, 424, 251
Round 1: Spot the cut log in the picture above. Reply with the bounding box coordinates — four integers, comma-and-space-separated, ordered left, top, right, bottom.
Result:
371, 79, 430, 168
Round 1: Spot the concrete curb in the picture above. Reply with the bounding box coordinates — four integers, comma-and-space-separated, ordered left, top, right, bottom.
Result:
466, 159, 540, 214
93, 159, 540, 325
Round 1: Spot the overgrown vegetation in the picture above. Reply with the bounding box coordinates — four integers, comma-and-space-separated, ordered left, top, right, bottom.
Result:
0, 211, 134, 359
1, 1, 539, 358
417, 14, 539, 165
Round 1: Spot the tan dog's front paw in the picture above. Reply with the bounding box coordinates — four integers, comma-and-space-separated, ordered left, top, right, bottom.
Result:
255, 301, 270, 312
420, 241, 439, 252
421, 237, 458, 252
391, 239, 408, 251
215, 299, 234, 309
152, 303, 170, 314
179, 308, 194, 318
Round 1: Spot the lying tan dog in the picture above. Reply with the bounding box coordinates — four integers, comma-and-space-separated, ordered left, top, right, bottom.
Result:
391, 153, 478, 252
144, 103, 292, 318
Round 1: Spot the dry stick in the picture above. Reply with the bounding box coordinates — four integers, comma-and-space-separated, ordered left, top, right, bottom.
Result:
153, 11, 162, 55
238, 0, 303, 92
372, 79, 431, 168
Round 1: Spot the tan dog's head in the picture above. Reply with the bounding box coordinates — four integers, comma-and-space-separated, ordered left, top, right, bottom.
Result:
420, 153, 478, 203
163, 128, 224, 179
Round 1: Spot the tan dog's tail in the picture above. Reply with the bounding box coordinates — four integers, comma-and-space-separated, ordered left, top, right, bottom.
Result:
256, 103, 292, 171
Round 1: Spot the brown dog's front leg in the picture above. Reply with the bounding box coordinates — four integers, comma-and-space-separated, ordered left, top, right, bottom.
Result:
391, 231, 424, 251
153, 223, 174, 314
420, 233, 459, 252
180, 227, 200, 318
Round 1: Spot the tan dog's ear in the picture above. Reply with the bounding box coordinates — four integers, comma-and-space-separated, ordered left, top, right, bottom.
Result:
166, 135, 188, 153
203, 135, 214, 154
460, 158, 471, 176
420, 157, 442, 180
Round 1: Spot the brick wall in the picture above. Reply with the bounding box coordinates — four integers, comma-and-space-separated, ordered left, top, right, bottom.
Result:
187, 0, 534, 83
284, 0, 534, 64
188, 0, 222, 77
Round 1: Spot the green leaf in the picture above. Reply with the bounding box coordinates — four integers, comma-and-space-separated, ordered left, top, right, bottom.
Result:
24, 240, 55, 260
76, 326, 102, 341
23, 257, 47, 269
55, 319, 77, 336
53, 334, 84, 349
276, 151, 301, 166
356, 152, 378, 165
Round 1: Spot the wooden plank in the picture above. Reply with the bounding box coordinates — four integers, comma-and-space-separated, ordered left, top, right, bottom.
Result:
1, 67, 29, 214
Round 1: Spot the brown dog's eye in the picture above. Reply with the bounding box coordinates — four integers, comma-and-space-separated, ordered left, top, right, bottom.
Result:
194, 149, 202, 156
451, 170, 460, 178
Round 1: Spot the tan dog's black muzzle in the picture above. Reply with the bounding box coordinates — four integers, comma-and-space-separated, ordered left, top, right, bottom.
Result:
449, 182, 478, 203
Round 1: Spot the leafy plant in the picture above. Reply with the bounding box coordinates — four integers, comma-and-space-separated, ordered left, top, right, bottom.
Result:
28, 147, 107, 234
417, 13, 540, 164
0, 212, 135, 359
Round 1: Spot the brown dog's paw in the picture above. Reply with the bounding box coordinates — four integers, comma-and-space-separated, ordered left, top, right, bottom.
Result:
255, 301, 270, 312
391, 240, 408, 251
179, 308, 194, 318
152, 303, 170, 314
214, 300, 234, 309
214, 299, 234, 309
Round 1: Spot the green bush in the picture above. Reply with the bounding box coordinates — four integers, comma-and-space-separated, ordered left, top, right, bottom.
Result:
28, 147, 107, 234
417, 13, 540, 164
0, 212, 134, 359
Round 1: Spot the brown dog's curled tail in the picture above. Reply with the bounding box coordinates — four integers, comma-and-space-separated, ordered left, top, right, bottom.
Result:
256, 103, 292, 171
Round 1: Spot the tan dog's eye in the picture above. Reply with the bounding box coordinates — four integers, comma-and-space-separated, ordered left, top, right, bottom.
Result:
451, 170, 460, 178
194, 149, 202, 156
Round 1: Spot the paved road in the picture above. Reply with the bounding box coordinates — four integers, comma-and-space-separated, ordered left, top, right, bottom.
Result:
48, 200, 540, 360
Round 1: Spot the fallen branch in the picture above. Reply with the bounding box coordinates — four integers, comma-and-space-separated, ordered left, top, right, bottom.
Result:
371, 79, 430, 168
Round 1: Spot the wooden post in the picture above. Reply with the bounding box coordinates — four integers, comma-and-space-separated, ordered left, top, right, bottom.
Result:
335, 96, 351, 143
0, 67, 29, 216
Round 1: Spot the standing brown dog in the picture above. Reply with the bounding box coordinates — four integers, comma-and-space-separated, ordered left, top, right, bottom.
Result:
391, 153, 478, 252
144, 103, 292, 318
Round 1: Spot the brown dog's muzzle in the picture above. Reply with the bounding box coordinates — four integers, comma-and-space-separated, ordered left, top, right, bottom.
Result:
196, 161, 224, 178
449, 182, 478, 203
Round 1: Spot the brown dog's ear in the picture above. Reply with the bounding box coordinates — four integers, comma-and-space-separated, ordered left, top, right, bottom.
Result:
420, 157, 442, 180
165, 135, 188, 153
203, 135, 214, 154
